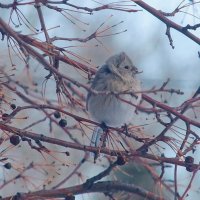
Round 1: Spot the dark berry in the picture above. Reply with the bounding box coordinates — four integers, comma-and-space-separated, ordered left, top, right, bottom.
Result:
140, 147, 148, 155
59, 119, 67, 127
13, 193, 21, 200
116, 155, 126, 165
185, 156, 194, 164
2, 113, 9, 121
161, 153, 165, 157
54, 111, 61, 119
4, 162, 12, 169
65, 195, 75, 200
65, 151, 70, 156
186, 165, 195, 172
10, 135, 20, 145
10, 104, 16, 110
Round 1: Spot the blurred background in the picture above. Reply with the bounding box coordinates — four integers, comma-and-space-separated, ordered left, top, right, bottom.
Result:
0, 0, 200, 199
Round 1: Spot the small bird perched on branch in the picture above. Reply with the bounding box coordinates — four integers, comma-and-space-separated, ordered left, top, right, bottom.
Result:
87, 52, 141, 160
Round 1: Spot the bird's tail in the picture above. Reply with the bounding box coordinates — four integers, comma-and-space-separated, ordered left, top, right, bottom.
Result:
90, 127, 107, 162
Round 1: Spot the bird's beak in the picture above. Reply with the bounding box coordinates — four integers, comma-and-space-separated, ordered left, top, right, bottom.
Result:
136, 70, 143, 74
134, 66, 143, 74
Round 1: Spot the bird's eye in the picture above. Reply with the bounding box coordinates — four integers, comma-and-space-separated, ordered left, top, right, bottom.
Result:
124, 66, 129, 69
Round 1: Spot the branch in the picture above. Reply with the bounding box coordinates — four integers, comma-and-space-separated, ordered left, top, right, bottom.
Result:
165, 26, 174, 49
0, 123, 200, 170
134, 0, 200, 45
183, 23, 200, 31
2, 181, 165, 200
142, 94, 200, 128
46, 1, 141, 13
0, 17, 95, 75
137, 86, 200, 152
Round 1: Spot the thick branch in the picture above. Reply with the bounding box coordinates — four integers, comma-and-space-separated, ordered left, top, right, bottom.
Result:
0, 123, 200, 169
2, 181, 165, 200
134, 0, 200, 45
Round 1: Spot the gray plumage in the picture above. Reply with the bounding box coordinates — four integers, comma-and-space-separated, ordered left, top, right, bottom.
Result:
87, 52, 141, 127
87, 52, 141, 158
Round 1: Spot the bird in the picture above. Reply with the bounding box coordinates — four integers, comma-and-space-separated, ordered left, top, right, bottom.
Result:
87, 52, 141, 159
